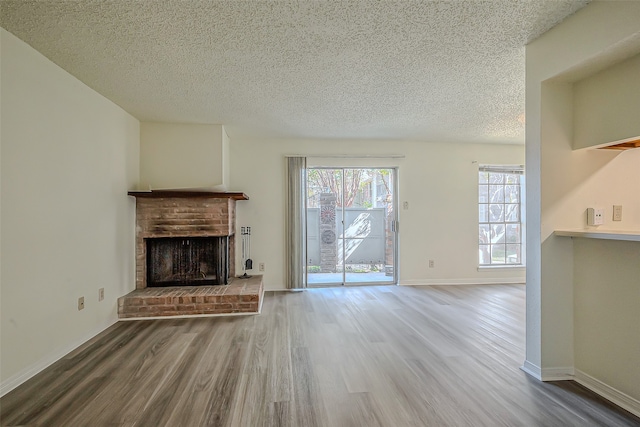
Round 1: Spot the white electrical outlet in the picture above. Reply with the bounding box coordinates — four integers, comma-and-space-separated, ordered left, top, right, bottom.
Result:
259, 262, 265, 272
613, 205, 622, 221
78, 297, 85, 311
428, 260, 435, 268
587, 208, 605, 226
98, 288, 104, 301
403, 201, 409, 210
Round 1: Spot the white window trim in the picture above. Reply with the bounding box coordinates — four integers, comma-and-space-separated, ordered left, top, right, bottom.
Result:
478, 165, 526, 268
477, 265, 526, 271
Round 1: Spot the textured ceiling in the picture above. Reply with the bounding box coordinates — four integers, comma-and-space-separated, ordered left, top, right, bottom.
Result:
0, 0, 591, 143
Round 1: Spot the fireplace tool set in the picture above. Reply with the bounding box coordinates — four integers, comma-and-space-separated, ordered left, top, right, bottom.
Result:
240, 226, 253, 278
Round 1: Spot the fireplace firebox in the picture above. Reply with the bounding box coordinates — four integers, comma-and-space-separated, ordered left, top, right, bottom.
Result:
146, 236, 229, 287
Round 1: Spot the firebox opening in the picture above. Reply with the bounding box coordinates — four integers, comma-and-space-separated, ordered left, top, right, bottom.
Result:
146, 236, 229, 287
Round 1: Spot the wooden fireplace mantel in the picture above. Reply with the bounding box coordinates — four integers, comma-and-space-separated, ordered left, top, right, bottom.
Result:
128, 190, 249, 200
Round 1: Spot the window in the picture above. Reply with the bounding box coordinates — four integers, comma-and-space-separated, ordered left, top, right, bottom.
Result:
478, 165, 524, 266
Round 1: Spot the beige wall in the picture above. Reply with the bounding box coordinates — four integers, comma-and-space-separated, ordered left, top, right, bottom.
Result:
0, 29, 139, 394
222, 126, 231, 188
525, 1, 640, 413
573, 54, 640, 149
139, 122, 226, 190
230, 137, 525, 290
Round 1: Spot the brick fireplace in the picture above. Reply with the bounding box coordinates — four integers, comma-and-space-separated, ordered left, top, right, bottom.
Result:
128, 191, 247, 289
118, 191, 263, 319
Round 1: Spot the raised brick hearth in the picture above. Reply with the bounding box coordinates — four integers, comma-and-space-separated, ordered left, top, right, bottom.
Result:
118, 275, 263, 318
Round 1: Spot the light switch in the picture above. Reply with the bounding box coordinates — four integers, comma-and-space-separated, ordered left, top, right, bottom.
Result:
613, 205, 622, 221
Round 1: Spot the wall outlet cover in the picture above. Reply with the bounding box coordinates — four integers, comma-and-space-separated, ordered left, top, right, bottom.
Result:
587, 208, 605, 226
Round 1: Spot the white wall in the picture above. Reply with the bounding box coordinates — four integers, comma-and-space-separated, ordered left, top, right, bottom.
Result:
139, 122, 226, 190
230, 137, 525, 291
525, 0, 640, 411
573, 239, 640, 403
0, 29, 139, 394
573, 54, 640, 149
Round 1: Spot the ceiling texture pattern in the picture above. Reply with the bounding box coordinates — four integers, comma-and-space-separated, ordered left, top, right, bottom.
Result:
0, 0, 590, 142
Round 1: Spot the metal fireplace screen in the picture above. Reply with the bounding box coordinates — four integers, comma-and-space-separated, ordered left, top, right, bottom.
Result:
146, 237, 229, 287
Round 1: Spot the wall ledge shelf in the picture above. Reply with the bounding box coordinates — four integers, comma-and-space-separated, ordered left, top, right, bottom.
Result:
555, 229, 640, 242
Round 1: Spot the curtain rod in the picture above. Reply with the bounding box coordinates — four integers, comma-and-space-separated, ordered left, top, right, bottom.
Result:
285, 154, 405, 159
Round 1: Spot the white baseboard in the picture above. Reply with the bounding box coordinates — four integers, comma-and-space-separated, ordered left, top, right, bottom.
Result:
521, 364, 640, 417
521, 360, 542, 380
0, 319, 117, 398
400, 277, 525, 286
541, 366, 575, 381
521, 362, 574, 381
574, 369, 640, 418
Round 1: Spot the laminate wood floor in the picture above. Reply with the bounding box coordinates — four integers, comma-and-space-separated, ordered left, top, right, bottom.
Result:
2, 285, 639, 426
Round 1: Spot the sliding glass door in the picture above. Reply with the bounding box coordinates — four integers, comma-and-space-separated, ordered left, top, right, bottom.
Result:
305, 168, 397, 286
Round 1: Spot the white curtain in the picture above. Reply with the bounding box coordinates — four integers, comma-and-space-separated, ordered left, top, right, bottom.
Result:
285, 156, 307, 289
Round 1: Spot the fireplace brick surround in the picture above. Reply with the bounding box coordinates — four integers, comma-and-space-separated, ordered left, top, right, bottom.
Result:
131, 193, 244, 289
119, 191, 262, 319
